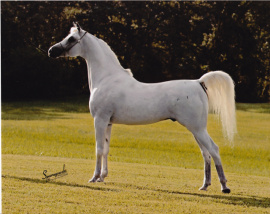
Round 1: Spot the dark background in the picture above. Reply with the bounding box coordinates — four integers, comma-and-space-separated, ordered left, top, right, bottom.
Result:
1, 1, 269, 102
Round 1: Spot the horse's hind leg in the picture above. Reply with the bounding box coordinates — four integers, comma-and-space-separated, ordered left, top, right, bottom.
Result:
194, 137, 211, 191
193, 129, 230, 193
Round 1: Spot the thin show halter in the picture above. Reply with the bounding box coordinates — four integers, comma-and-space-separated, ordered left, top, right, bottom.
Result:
60, 31, 87, 55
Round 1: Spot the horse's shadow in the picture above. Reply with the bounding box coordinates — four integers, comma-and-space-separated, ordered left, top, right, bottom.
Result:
160, 189, 270, 209
108, 181, 270, 209
3, 175, 269, 209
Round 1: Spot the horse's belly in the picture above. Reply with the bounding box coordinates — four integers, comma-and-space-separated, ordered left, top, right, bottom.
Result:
110, 103, 170, 125
111, 114, 166, 125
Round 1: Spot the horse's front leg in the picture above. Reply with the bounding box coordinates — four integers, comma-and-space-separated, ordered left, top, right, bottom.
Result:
97, 124, 112, 182
89, 118, 109, 183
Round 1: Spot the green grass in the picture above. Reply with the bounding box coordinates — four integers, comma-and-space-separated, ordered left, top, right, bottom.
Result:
2, 99, 270, 213
2, 154, 270, 213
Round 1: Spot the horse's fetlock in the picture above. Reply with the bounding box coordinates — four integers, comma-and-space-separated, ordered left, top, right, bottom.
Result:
220, 178, 227, 184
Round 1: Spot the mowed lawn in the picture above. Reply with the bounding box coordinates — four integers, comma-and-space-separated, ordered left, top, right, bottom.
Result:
1, 99, 270, 213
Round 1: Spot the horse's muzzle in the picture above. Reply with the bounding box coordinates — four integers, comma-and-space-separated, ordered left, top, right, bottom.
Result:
48, 45, 63, 58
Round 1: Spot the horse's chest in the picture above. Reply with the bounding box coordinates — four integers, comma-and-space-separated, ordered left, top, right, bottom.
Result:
89, 96, 102, 117
89, 88, 112, 117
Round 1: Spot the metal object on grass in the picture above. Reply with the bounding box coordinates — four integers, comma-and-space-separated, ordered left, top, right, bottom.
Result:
42, 164, 68, 181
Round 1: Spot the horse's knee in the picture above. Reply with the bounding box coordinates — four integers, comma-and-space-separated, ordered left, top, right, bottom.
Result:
103, 143, 110, 156
96, 147, 103, 158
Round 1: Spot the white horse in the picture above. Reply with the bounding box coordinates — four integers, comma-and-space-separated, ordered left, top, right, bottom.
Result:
49, 23, 237, 193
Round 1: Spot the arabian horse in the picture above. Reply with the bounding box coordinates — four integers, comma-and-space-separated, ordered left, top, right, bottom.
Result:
48, 23, 237, 193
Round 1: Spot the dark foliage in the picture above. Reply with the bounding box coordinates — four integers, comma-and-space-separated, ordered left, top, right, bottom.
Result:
1, 2, 269, 102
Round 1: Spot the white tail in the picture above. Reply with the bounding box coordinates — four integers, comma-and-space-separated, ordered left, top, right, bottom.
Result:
200, 71, 237, 142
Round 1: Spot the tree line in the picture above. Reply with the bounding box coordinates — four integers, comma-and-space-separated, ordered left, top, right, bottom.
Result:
1, 1, 269, 102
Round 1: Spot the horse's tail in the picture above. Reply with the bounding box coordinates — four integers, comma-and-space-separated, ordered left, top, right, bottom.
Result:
200, 71, 237, 142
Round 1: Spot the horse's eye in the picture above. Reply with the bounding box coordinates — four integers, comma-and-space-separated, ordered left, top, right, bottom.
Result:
68, 37, 75, 43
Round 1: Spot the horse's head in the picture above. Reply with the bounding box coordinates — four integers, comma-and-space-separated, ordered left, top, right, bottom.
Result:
48, 22, 87, 58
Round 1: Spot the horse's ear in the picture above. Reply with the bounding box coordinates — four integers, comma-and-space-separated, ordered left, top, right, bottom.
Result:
73, 21, 81, 32
76, 22, 81, 32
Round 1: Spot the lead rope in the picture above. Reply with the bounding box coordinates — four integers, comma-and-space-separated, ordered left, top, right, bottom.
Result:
25, 31, 88, 57
24, 39, 48, 55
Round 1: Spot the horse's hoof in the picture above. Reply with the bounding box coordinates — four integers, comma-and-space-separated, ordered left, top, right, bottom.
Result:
199, 187, 207, 191
88, 179, 96, 183
88, 176, 99, 183
97, 178, 104, 182
199, 184, 210, 191
222, 188, 231, 194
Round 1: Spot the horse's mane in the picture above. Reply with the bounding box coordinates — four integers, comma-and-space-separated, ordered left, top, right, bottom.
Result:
97, 38, 122, 66
97, 37, 133, 76
69, 27, 133, 76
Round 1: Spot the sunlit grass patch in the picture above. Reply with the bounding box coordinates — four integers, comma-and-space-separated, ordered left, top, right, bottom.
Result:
2, 155, 270, 213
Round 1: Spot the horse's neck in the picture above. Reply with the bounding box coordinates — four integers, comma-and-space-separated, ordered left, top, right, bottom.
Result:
82, 34, 123, 92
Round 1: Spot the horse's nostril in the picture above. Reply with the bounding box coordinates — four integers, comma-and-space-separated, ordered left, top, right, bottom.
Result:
48, 47, 53, 53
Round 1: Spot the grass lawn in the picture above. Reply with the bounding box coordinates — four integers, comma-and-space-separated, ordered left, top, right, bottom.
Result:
1, 99, 270, 213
